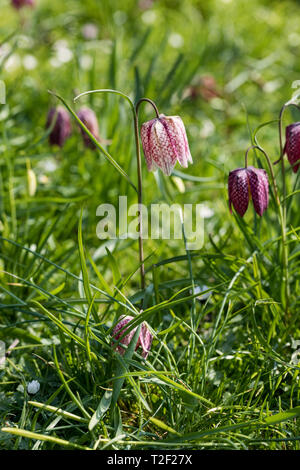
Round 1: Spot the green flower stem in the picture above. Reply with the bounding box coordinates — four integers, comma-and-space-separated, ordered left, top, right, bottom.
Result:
245, 144, 289, 314
73, 90, 160, 292
134, 98, 160, 291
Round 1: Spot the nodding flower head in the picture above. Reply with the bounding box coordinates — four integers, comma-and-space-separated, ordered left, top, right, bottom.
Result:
11, 0, 35, 9
140, 114, 193, 176
228, 166, 269, 217
46, 106, 71, 148
112, 315, 153, 359
284, 122, 300, 173
77, 107, 100, 148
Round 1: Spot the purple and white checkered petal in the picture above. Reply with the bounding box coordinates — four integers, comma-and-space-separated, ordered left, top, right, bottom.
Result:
247, 167, 269, 216
138, 323, 153, 359
252, 167, 269, 212
77, 107, 100, 148
46, 106, 72, 148
284, 123, 300, 173
170, 116, 193, 166
141, 119, 156, 172
228, 168, 249, 217
112, 316, 137, 356
149, 119, 177, 175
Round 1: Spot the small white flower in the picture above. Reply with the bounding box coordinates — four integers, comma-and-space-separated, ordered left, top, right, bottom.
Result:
27, 380, 40, 394
141, 10, 156, 24
23, 54, 38, 71
190, 285, 212, 302
168, 33, 184, 49
79, 55, 93, 70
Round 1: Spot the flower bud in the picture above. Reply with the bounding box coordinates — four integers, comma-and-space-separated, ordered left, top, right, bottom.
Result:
141, 114, 193, 176
11, 0, 35, 9
284, 122, 300, 173
77, 107, 100, 148
112, 315, 153, 359
46, 106, 71, 148
228, 166, 269, 217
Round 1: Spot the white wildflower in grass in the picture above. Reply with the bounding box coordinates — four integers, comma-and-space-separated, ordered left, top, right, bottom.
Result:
141, 10, 156, 24
79, 55, 93, 70
191, 285, 212, 302
5, 53, 21, 72
23, 54, 38, 70
168, 33, 184, 48
27, 380, 40, 395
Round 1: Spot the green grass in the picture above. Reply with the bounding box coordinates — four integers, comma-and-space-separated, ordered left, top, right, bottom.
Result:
0, 0, 300, 450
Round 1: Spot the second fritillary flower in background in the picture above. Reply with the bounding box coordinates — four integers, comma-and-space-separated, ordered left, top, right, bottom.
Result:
46, 106, 72, 148
77, 107, 100, 148
141, 114, 193, 176
11, 0, 35, 9
112, 315, 153, 359
283, 122, 300, 173
228, 166, 269, 217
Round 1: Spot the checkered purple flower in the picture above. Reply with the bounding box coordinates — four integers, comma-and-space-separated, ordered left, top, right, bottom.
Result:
46, 106, 72, 148
112, 315, 153, 359
11, 0, 34, 9
283, 122, 300, 173
77, 107, 100, 148
140, 114, 193, 176
228, 166, 269, 217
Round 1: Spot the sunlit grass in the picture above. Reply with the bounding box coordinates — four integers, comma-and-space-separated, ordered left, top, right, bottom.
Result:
0, 0, 300, 450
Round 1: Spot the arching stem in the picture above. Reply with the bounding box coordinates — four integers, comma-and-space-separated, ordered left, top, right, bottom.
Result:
74, 89, 160, 292
133, 98, 160, 291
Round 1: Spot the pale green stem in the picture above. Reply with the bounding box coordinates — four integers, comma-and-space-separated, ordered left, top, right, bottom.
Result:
134, 98, 160, 290
245, 144, 289, 314
74, 90, 160, 291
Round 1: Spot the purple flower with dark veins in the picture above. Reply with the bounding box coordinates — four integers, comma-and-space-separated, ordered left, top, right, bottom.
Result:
141, 114, 193, 176
228, 166, 269, 217
46, 106, 72, 148
77, 107, 100, 148
112, 315, 153, 359
283, 122, 300, 173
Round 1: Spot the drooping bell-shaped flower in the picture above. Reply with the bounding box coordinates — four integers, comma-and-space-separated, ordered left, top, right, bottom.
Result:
77, 107, 100, 148
112, 315, 153, 359
140, 114, 193, 176
283, 122, 300, 173
46, 106, 72, 148
228, 166, 269, 217
11, 0, 35, 9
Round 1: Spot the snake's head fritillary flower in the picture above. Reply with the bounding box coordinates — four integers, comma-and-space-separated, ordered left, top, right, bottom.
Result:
112, 315, 153, 359
228, 166, 269, 217
77, 107, 100, 148
46, 106, 71, 148
284, 122, 300, 173
11, 0, 35, 9
140, 114, 193, 176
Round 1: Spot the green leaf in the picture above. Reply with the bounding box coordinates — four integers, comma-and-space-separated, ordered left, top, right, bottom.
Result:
89, 389, 112, 431
48, 90, 137, 193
